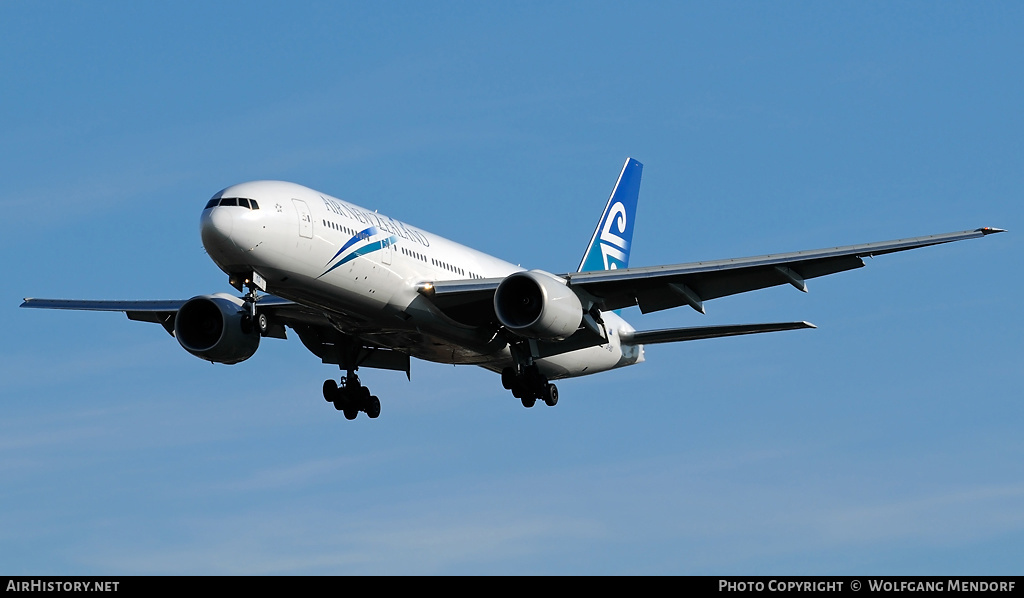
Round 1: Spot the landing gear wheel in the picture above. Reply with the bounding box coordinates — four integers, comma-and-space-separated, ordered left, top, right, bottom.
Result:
521, 396, 536, 408
323, 379, 338, 402
543, 383, 558, 407
256, 312, 268, 334
365, 396, 381, 419
501, 367, 516, 390
343, 406, 359, 420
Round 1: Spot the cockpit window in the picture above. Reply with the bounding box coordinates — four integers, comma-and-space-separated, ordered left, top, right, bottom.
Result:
205, 197, 260, 209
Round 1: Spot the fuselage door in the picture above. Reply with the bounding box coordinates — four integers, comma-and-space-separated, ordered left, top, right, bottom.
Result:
292, 199, 313, 239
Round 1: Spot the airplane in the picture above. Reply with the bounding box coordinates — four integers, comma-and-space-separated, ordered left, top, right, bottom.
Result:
21, 158, 1004, 420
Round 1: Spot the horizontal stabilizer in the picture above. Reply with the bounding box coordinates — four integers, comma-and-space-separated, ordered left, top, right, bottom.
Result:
622, 321, 816, 345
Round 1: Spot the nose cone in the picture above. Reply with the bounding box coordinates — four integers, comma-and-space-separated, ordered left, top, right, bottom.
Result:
201, 206, 246, 272
201, 206, 234, 251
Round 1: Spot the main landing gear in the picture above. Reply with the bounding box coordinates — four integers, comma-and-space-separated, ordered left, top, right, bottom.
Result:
502, 365, 558, 408
323, 372, 380, 420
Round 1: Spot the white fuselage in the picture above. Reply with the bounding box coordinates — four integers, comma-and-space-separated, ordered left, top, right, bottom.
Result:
201, 180, 644, 379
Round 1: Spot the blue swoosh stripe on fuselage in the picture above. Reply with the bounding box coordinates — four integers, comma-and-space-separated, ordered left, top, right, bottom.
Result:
319, 235, 398, 278
325, 226, 380, 266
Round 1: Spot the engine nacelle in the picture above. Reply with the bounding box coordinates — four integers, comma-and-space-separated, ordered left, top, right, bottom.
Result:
493, 270, 583, 340
174, 293, 260, 364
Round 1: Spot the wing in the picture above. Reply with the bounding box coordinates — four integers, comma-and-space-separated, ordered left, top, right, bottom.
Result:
20, 298, 190, 335
19, 295, 411, 375
424, 227, 1004, 319
20, 296, 305, 338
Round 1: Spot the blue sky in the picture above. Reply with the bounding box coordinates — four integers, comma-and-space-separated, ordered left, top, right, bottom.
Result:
2, 2, 1021, 574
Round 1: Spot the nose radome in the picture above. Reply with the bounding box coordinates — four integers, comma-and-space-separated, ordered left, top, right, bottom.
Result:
209, 206, 233, 236
201, 206, 235, 254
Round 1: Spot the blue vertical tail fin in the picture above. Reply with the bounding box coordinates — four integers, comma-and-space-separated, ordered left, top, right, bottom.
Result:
577, 158, 643, 272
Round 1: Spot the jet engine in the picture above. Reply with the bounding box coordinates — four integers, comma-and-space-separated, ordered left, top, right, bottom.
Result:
493, 270, 583, 340
174, 293, 260, 364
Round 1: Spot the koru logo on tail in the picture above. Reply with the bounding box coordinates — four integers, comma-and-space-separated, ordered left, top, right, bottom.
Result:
599, 202, 629, 270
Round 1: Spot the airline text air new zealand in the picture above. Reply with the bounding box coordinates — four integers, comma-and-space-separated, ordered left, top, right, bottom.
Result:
22, 159, 1004, 420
